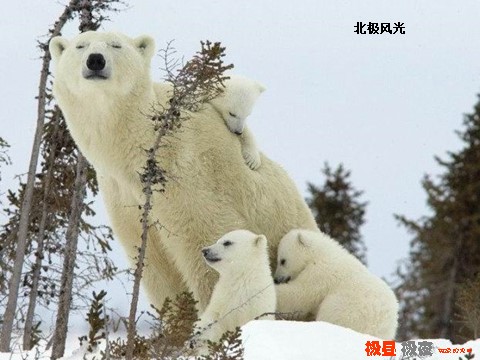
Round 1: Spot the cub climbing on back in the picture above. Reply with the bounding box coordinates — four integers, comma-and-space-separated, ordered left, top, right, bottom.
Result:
194, 229, 275, 347
210, 75, 265, 170
274, 229, 399, 339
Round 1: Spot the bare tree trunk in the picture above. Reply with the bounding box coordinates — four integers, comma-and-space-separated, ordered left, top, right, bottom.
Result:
0, 3, 77, 351
125, 111, 173, 360
125, 176, 152, 360
23, 119, 61, 350
50, 153, 88, 360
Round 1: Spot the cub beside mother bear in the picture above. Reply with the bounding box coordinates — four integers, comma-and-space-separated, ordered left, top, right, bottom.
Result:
49, 31, 318, 311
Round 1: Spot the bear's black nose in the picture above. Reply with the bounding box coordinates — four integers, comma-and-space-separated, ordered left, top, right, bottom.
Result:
202, 248, 210, 257
86, 53, 106, 71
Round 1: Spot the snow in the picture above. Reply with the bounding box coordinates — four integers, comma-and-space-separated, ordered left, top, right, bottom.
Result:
243, 321, 372, 360
1, 321, 478, 360
242, 321, 480, 360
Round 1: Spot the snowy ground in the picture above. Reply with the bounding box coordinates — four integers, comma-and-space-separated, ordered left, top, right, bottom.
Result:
1, 321, 478, 360
242, 321, 479, 360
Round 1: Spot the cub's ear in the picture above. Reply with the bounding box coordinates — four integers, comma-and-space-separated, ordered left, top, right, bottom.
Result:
49, 36, 69, 60
254, 234, 267, 247
134, 35, 155, 59
297, 233, 309, 247
256, 81, 266, 93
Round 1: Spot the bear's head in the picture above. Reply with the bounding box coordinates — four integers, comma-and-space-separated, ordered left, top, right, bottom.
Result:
201, 229, 268, 274
209, 75, 265, 135
274, 229, 314, 284
49, 31, 155, 99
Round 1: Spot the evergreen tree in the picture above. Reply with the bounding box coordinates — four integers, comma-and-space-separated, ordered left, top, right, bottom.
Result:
306, 163, 368, 265
0, 1, 122, 352
395, 94, 480, 342
456, 272, 480, 339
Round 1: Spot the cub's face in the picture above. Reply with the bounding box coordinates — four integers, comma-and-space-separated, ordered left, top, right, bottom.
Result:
222, 87, 261, 135
274, 230, 311, 284
49, 31, 155, 98
202, 229, 267, 274
210, 75, 265, 135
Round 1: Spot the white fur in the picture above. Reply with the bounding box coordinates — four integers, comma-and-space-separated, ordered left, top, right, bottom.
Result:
209, 75, 265, 170
195, 230, 275, 346
49, 31, 318, 311
274, 229, 399, 339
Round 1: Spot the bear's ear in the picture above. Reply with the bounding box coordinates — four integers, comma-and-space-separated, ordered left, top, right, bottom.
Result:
134, 35, 155, 59
297, 233, 308, 247
254, 234, 267, 247
49, 36, 69, 60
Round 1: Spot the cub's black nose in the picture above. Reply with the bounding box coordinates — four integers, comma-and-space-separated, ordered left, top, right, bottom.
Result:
202, 248, 210, 257
86, 53, 106, 71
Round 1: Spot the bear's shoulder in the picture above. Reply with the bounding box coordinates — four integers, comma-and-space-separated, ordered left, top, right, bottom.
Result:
153, 82, 174, 107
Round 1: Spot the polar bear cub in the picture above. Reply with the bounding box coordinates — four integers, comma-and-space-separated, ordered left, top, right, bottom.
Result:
209, 75, 265, 170
274, 229, 398, 339
194, 230, 276, 344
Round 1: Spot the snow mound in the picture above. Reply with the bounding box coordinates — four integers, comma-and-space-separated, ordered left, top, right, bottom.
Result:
242, 320, 480, 360
2, 321, 479, 360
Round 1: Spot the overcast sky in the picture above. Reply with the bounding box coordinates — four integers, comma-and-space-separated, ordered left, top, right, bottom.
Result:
2, 1, 480, 315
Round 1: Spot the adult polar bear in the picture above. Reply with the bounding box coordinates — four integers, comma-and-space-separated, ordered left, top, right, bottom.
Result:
49, 31, 317, 310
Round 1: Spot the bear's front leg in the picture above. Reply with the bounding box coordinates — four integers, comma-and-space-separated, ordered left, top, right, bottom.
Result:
98, 175, 186, 309
275, 279, 317, 321
240, 127, 261, 170
156, 230, 219, 311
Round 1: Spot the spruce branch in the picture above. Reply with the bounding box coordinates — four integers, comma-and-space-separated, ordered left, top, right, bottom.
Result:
204, 328, 243, 360
79, 290, 109, 352
0, 137, 11, 184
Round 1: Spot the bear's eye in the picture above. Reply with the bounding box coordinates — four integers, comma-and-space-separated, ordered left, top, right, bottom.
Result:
223, 240, 233, 247
280, 259, 286, 266
111, 43, 122, 49
76, 44, 85, 49
229, 112, 237, 118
